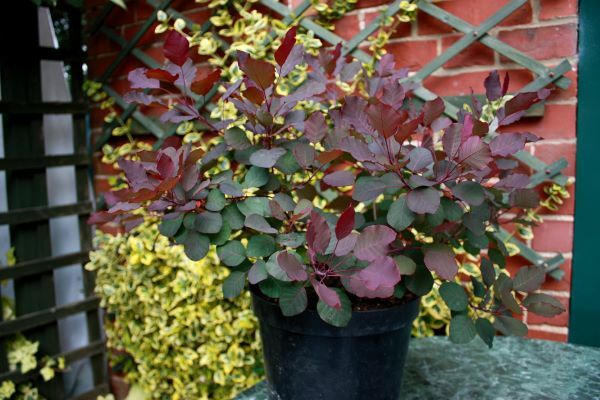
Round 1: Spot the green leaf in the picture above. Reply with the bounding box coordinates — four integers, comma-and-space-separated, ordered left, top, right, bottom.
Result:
405, 264, 434, 296
449, 314, 477, 344
480, 257, 496, 286
426, 204, 445, 227
245, 214, 277, 234
223, 205, 245, 230
195, 211, 223, 234
183, 212, 196, 230
489, 248, 506, 268
279, 284, 308, 316
274, 151, 300, 175
394, 255, 416, 275
223, 271, 246, 299
158, 214, 183, 237
513, 265, 545, 292
352, 176, 386, 202
439, 282, 468, 311
387, 195, 415, 231
394, 284, 406, 299
248, 260, 268, 284
237, 197, 270, 217
441, 198, 463, 222
244, 166, 269, 188
224, 127, 251, 150
247, 235, 276, 258
522, 293, 565, 317
317, 289, 352, 327
182, 231, 210, 261
210, 221, 231, 246
452, 181, 485, 206
259, 277, 281, 298
217, 241, 246, 267
276, 233, 305, 248
494, 274, 522, 314
493, 315, 527, 337
220, 180, 243, 197
475, 318, 495, 348
205, 189, 226, 211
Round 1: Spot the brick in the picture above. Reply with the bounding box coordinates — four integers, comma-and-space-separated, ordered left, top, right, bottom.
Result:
93, 155, 119, 175
122, 21, 160, 47
87, 54, 116, 79
498, 24, 578, 61
499, 104, 576, 140
356, 0, 389, 8
423, 69, 533, 97
539, 0, 578, 21
417, 0, 533, 36
527, 328, 568, 342
531, 220, 574, 253
183, 8, 212, 25
527, 296, 570, 326
94, 177, 113, 194
334, 15, 361, 41
87, 34, 121, 57
134, 3, 156, 22
386, 39, 438, 70
105, 6, 135, 27
532, 142, 576, 176
546, 69, 578, 102
441, 34, 495, 68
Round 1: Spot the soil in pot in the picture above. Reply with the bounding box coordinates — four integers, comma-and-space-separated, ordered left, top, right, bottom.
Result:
252, 288, 420, 400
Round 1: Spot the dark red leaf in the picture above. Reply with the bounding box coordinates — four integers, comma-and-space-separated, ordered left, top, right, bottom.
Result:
502, 71, 510, 96
238, 51, 275, 90
275, 26, 297, 66
190, 69, 221, 96
335, 206, 355, 240
163, 30, 189, 67
145, 68, 179, 83
423, 97, 445, 126
243, 86, 265, 105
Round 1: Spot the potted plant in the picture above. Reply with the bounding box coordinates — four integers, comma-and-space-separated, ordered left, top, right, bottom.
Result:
90, 29, 566, 400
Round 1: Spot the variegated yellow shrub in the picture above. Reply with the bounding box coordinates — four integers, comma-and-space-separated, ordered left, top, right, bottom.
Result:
86, 221, 263, 400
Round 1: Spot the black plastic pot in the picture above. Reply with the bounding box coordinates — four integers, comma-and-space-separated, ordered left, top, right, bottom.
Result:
252, 291, 420, 400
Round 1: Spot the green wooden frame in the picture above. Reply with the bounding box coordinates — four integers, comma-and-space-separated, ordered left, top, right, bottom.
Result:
569, 0, 599, 347
0, 2, 107, 398
89, 0, 572, 280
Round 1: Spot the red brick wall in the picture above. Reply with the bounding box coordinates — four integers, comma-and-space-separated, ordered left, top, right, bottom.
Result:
85, 0, 578, 341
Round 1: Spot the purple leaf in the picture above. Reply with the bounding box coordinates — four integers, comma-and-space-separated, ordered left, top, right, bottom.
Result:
304, 112, 328, 143
292, 143, 315, 169
407, 147, 433, 172
249, 148, 287, 168
484, 70, 502, 101
495, 173, 529, 189
423, 245, 458, 280
489, 133, 527, 157
458, 136, 492, 170
248, 261, 268, 284
280, 44, 304, 78
366, 102, 406, 138
165, 58, 197, 88
323, 170, 355, 187
335, 232, 358, 256
128, 67, 159, 89
423, 97, 445, 126
406, 187, 440, 214
311, 278, 341, 309
277, 251, 308, 281
339, 137, 375, 163
335, 206, 355, 240
354, 225, 396, 261
306, 211, 331, 255
344, 256, 400, 298
164, 30, 189, 67
118, 159, 152, 191
123, 91, 162, 106
442, 124, 462, 159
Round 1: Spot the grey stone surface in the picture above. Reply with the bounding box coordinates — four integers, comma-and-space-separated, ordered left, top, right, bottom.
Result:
236, 336, 600, 400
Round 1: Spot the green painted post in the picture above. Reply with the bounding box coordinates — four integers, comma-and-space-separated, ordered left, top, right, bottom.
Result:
569, 0, 600, 347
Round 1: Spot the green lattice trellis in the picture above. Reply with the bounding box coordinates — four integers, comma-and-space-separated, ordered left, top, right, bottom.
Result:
89, 0, 571, 280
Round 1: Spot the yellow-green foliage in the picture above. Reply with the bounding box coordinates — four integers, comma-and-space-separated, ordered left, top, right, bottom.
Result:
85, 221, 263, 400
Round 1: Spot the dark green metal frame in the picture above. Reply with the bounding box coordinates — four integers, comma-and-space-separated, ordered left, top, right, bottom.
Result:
0, 2, 107, 398
569, 0, 598, 347
90, 1, 572, 277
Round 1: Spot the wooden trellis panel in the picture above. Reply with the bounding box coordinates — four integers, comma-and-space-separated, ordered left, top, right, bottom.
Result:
0, 2, 107, 399
90, 0, 571, 279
